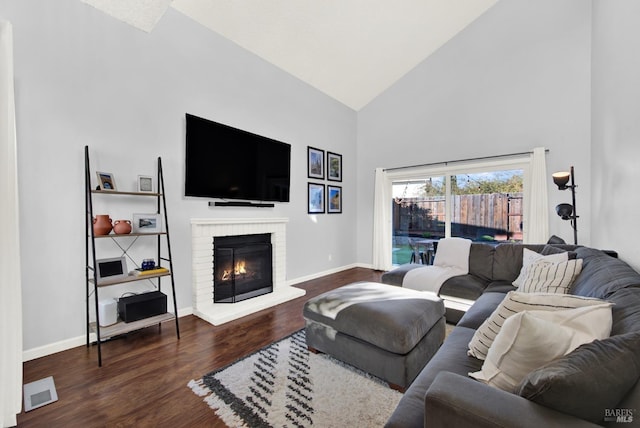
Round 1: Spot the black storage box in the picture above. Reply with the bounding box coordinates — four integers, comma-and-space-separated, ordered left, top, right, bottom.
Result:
118, 291, 167, 323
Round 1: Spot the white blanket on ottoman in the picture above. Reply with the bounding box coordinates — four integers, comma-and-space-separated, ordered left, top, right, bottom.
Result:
402, 237, 472, 293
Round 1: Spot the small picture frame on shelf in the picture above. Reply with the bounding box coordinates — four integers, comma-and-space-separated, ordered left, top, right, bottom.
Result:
327, 185, 342, 214
308, 147, 325, 180
308, 183, 325, 214
138, 175, 153, 192
327, 152, 342, 182
132, 213, 162, 233
95, 256, 128, 282
96, 171, 117, 191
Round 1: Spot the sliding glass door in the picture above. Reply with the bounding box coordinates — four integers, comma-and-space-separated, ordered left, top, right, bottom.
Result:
392, 169, 523, 266
450, 170, 523, 241
392, 178, 445, 265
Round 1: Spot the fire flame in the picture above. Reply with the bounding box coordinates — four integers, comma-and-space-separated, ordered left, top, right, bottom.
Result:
221, 260, 247, 281
235, 260, 247, 275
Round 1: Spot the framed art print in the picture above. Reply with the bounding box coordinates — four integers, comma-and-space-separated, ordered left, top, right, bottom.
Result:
308, 147, 325, 180
96, 171, 116, 191
138, 175, 153, 192
95, 256, 128, 282
132, 213, 162, 233
308, 183, 325, 214
327, 152, 342, 182
327, 185, 342, 214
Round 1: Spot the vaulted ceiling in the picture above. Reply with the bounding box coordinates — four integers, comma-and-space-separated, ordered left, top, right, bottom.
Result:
81, 0, 498, 110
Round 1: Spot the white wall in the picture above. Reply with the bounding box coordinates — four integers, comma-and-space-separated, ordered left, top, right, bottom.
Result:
6, 0, 639, 357
1, 0, 357, 353
591, 1, 640, 271
356, 0, 592, 265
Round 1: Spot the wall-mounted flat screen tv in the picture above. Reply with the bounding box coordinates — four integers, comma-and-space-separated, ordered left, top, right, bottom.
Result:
185, 113, 291, 202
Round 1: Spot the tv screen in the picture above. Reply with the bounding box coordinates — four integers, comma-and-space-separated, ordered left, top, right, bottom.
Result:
185, 113, 291, 202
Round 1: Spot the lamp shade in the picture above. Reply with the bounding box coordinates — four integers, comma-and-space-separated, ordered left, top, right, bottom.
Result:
552, 171, 570, 189
556, 203, 574, 220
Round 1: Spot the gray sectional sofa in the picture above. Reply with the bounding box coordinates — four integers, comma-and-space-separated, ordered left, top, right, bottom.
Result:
383, 243, 640, 427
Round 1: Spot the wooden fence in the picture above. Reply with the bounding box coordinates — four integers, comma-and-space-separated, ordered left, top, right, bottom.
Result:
393, 193, 523, 240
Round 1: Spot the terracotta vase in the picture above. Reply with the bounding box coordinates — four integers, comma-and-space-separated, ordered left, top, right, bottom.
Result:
93, 215, 113, 236
113, 219, 132, 235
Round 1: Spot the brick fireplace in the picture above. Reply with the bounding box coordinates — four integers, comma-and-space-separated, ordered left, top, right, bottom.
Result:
191, 218, 305, 325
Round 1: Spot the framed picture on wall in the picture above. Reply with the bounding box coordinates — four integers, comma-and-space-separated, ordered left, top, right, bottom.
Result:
327, 185, 342, 214
137, 175, 153, 192
96, 171, 117, 191
308, 183, 325, 214
327, 152, 342, 182
308, 147, 325, 179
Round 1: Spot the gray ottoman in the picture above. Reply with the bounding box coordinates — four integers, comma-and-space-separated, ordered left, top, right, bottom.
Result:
303, 281, 445, 391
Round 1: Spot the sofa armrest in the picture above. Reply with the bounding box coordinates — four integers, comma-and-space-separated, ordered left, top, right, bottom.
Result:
425, 372, 601, 428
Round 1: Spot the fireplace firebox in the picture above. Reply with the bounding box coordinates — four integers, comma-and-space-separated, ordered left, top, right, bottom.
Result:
213, 233, 273, 303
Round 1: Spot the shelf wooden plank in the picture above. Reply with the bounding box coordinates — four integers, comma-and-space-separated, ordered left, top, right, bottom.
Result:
94, 232, 167, 238
90, 312, 175, 339
90, 271, 171, 287
91, 189, 162, 197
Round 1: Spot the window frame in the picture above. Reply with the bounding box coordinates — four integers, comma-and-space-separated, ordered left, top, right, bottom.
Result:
388, 156, 529, 240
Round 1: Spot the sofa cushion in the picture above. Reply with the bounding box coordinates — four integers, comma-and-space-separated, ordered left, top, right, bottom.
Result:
492, 244, 528, 282
492, 244, 572, 282
607, 379, 640, 428
424, 371, 601, 428
540, 244, 578, 259
516, 331, 640, 424
468, 243, 495, 282
483, 281, 517, 294
469, 306, 613, 392
468, 291, 612, 360
380, 263, 426, 287
439, 274, 488, 301
570, 247, 640, 299
385, 326, 482, 428
456, 292, 507, 330
609, 288, 640, 336
518, 258, 583, 294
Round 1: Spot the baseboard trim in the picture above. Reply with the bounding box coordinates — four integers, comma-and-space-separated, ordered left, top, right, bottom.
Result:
23, 336, 87, 362
286, 263, 364, 286
23, 265, 377, 361
22, 307, 194, 362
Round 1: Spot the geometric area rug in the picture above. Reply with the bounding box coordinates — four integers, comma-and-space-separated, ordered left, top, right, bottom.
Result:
188, 329, 402, 427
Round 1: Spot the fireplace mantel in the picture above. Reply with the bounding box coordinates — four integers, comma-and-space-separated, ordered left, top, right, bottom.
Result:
191, 218, 305, 325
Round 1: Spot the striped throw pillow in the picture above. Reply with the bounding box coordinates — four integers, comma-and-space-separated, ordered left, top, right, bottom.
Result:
467, 291, 609, 360
519, 258, 583, 294
512, 248, 568, 288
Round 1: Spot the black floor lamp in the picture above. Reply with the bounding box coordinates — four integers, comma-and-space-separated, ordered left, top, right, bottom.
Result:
552, 166, 578, 245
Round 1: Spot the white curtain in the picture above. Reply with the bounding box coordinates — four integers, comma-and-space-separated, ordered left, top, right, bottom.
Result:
372, 168, 392, 271
0, 20, 23, 428
523, 147, 549, 243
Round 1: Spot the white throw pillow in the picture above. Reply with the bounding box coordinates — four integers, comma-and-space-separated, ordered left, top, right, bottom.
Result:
433, 237, 472, 271
467, 291, 611, 360
469, 306, 612, 392
512, 248, 568, 287
519, 258, 583, 294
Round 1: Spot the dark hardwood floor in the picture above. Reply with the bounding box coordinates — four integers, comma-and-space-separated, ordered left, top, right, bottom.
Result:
17, 268, 383, 428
